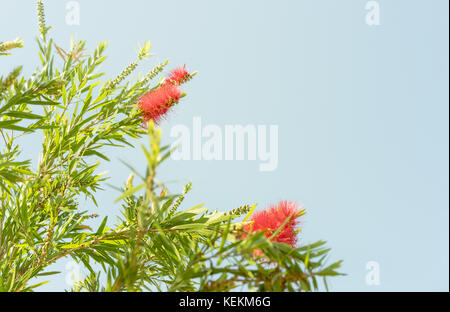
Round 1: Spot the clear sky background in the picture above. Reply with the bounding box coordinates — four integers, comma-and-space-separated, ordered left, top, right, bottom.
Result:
0, 0, 448, 291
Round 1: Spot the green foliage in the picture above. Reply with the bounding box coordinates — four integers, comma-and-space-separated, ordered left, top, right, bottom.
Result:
0, 1, 343, 292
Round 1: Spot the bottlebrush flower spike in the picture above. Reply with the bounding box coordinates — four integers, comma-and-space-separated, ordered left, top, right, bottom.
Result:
244, 201, 303, 249
166, 65, 192, 85
138, 83, 182, 124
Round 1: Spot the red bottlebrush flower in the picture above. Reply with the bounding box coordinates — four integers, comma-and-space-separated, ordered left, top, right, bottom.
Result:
138, 83, 182, 124
166, 65, 191, 85
244, 201, 302, 249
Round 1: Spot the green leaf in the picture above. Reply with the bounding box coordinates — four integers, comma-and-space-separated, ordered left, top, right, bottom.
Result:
0, 119, 21, 128
83, 149, 110, 161
96, 217, 108, 235
36, 271, 61, 277
114, 183, 146, 202
0, 124, 33, 132
242, 204, 256, 222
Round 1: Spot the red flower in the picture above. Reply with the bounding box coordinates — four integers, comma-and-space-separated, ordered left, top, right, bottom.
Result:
244, 201, 302, 249
166, 65, 191, 85
138, 83, 182, 124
